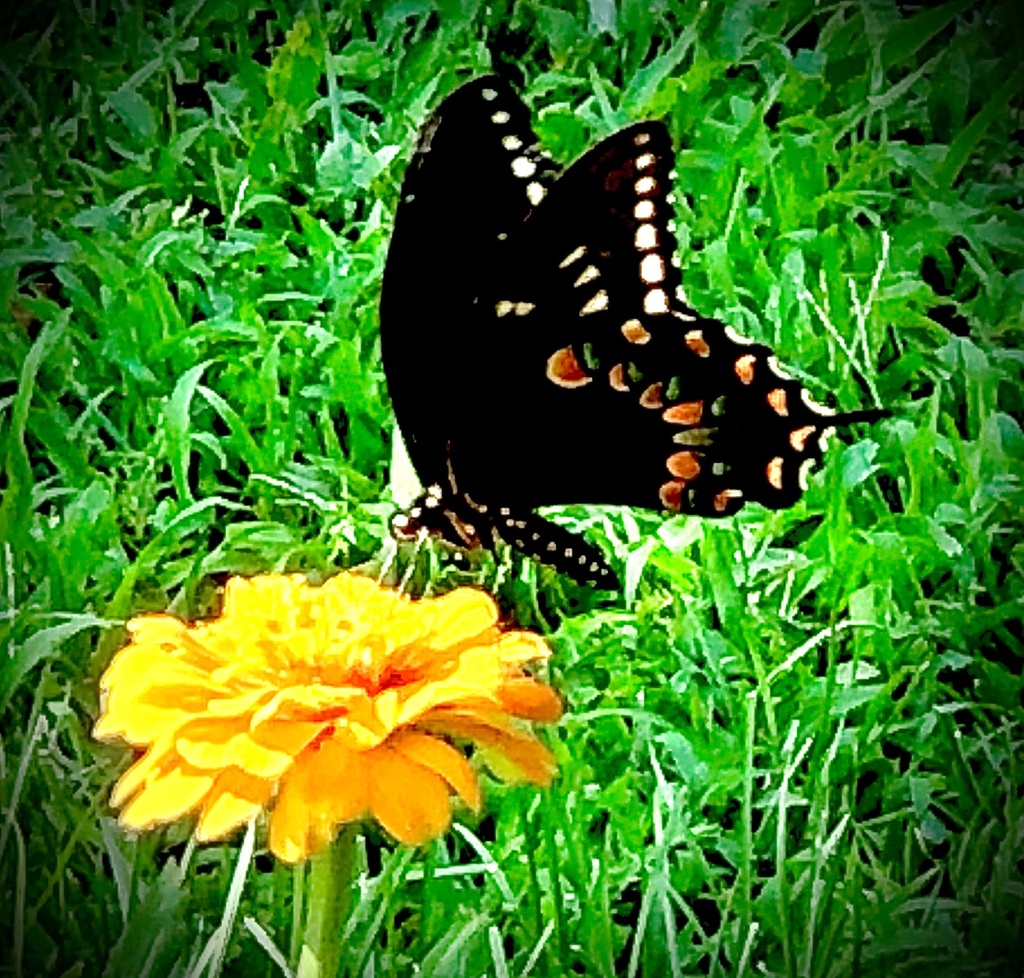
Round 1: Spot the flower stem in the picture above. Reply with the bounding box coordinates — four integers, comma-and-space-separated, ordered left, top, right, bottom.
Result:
296, 824, 358, 978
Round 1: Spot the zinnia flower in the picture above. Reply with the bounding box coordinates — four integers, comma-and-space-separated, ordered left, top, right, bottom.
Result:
94, 573, 561, 862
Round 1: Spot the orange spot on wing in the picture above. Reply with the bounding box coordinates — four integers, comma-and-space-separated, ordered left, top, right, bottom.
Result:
713, 489, 743, 513
789, 425, 816, 451
685, 330, 710, 357
659, 480, 687, 512
667, 451, 700, 480
735, 354, 756, 385
608, 363, 629, 391
546, 346, 591, 388
662, 401, 703, 425
767, 388, 788, 416
639, 383, 664, 409
621, 319, 651, 344
766, 456, 784, 489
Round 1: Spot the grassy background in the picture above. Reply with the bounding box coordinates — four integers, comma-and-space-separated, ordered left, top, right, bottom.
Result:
2, 0, 1023, 976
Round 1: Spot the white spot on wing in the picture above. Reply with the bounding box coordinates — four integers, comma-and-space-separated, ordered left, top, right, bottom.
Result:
514, 302, 535, 316
559, 246, 586, 268
640, 253, 666, 284
574, 265, 600, 287
802, 389, 836, 415
502, 134, 523, 151
635, 176, 657, 195
636, 152, 656, 171
495, 300, 514, 317
798, 457, 816, 491
634, 200, 655, 220
634, 132, 651, 146
635, 224, 658, 250
491, 110, 510, 124
724, 324, 755, 345
580, 290, 609, 315
526, 182, 546, 205
768, 355, 793, 379
644, 289, 669, 314
511, 156, 537, 178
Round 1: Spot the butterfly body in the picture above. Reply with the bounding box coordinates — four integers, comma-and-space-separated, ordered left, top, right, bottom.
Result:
380, 77, 885, 586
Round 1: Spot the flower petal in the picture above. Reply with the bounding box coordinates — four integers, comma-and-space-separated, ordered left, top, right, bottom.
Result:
420, 709, 557, 786
222, 573, 304, 621
205, 687, 277, 718
269, 737, 370, 863
367, 746, 452, 846
197, 768, 273, 841
428, 589, 498, 648
99, 641, 217, 696
109, 737, 175, 808
390, 729, 481, 811
499, 678, 562, 722
120, 764, 214, 830
393, 648, 503, 726
251, 685, 377, 728
93, 696, 196, 746
250, 718, 329, 757
176, 718, 296, 778
496, 631, 551, 666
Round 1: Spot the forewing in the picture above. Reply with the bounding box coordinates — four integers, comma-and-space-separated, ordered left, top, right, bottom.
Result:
380, 76, 559, 487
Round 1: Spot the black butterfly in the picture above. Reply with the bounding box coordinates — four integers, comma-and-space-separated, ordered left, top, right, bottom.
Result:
379, 76, 885, 588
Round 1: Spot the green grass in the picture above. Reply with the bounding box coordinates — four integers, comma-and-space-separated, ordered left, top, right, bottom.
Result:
2, 1, 1023, 976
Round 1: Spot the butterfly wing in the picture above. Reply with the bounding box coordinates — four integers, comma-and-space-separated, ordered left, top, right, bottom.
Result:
446, 120, 872, 524
380, 76, 558, 491
380, 81, 885, 586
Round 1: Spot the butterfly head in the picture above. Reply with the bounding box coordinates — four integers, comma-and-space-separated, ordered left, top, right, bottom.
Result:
391, 484, 487, 551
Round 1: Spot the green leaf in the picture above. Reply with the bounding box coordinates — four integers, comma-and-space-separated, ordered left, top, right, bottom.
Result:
840, 440, 880, 488
934, 61, 1024, 189
0, 315, 68, 557
105, 86, 157, 141
164, 361, 213, 504
0, 615, 113, 718
100, 863, 190, 978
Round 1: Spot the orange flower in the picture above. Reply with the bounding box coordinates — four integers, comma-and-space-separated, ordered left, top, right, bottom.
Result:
94, 573, 561, 862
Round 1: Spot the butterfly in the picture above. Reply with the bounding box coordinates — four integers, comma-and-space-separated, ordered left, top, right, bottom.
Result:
379, 76, 886, 588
